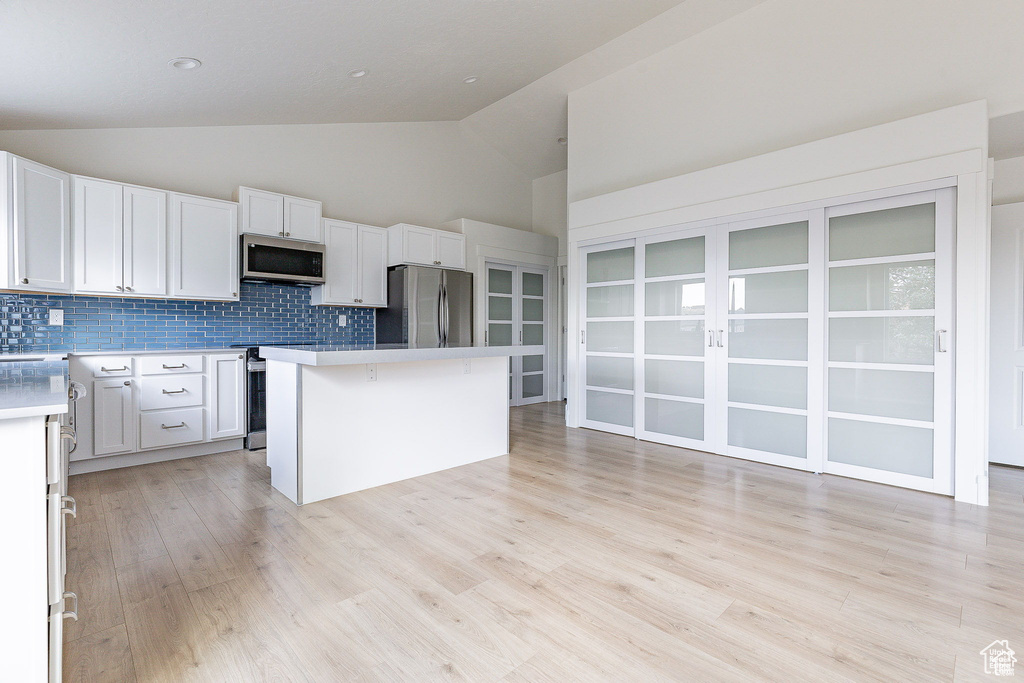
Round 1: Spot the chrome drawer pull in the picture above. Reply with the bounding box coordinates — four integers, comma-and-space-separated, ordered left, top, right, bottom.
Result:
162, 363, 187, 369
61, 495, 77, 518
161, 422, 186, 429
100, 366, 129, 372
162, 388, 187, 394
62, 592, 78, 621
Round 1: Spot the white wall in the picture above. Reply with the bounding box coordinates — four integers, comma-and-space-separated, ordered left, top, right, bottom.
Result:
994, 156, 1024, 205
0, 121, 534, 231
531, 169, 568, 257
567, 0, 1024, 203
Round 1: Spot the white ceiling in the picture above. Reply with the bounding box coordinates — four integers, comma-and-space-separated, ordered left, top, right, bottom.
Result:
0, 0, 682, 130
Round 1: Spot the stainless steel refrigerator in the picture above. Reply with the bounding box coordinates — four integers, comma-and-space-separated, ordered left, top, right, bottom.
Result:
375, 265, 473, 346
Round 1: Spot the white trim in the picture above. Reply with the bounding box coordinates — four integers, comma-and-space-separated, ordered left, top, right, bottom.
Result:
727, 401, 807, 416
827, 361, 934, 372
827, 310, 935, 318
826, 411, 934, 429
828, 253, 936, 268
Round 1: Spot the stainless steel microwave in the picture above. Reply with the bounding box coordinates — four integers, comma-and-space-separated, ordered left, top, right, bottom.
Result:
240, 234, 326, 286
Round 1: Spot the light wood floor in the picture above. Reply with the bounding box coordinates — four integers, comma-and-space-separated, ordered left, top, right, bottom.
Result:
63, 401, 1024, 682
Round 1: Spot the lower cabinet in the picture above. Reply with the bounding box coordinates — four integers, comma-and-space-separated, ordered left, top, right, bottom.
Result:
71, 351, 246, 463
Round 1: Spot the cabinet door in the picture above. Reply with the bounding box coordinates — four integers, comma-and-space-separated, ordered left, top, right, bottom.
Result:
94, 378, 135, 455
358, 226, 388, 306
402, 225, 437, 265
208, 354, 246, 439
315, 220, 358, 305
72, 177, 123, 294
12, 157, 71, 292
436, 232, 466, 270
283, 196, 322, 242
123, 186, 167, 297
170, 194, 239, 301
239, 187, 284, 237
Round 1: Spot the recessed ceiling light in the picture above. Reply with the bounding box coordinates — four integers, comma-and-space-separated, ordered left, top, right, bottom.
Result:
462, 76, 479, 84
168, 57, 202, 70
557, 137, 568, 146
349, 69, 368, 78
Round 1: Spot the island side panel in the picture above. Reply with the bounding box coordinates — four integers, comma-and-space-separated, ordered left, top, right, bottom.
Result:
299, 356, 509, 504
266, 359, 301, 504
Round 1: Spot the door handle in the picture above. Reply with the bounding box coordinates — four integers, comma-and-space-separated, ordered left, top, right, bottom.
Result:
716, 330, 724, 348
708, 330, 714, 348
162, 388, 187, 394
61, 592, 78, 622
581, 330, 586, 344
936, 329, 948, 353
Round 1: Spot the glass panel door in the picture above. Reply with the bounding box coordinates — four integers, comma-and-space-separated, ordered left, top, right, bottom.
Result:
487, 262, 550, 406
581, 241, 636, 434
717, 214, 822, 470
823, 190, 953, 494
486, 264, 515, 401
636, 230, 715, 449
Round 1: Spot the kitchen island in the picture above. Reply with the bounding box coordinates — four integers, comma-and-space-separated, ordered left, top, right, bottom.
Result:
259, 343, 543, 504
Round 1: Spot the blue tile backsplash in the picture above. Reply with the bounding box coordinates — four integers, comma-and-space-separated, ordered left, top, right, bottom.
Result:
0, 282, 375, 353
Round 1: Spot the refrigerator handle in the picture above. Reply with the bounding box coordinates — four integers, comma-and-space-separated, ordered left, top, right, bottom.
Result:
442, 281, 450, 346
437, 280, 444, 346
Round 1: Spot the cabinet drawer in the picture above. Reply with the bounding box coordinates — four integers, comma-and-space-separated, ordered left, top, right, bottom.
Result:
83, 356, 134, 378
140, 407, 204, 449
139, 375, 205, 411
139, 354, 204, 375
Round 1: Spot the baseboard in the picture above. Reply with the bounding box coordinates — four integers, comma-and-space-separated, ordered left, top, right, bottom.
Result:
69, 438, 245, 475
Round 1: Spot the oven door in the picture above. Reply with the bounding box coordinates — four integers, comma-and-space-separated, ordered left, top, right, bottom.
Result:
241, 235, 325, 284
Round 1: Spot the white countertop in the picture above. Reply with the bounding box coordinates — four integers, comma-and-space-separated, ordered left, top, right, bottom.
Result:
259, 343, 546, 366
67, 347, 240, 356
0, 356, 70, 419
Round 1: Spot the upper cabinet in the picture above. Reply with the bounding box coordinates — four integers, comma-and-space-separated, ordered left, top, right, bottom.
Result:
238, 186, 322, 243
0, 154, 72, 292
73, 177, 167, 297
169, 194, 238, 301
311, 219, 388, 307
387, 223, 465, 270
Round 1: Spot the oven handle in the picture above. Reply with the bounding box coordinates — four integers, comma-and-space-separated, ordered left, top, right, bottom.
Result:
247, 360, 267, 372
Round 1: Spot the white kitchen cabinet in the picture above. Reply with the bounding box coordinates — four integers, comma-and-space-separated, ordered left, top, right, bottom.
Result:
208, 353, 246, 439
93, 378, 135, 455
387, 223, 465, 269
170, 193, 239, 301
73, 177, 167, 296
311, 220, 388, 306
0, 154, 72, 292
238, 186, 322, 243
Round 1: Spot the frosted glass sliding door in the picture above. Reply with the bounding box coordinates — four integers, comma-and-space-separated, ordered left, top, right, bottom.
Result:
716, 213, 823, 470
581, 241, 636, 434
823, 190, 953, 494
486, 262, 549, 406
637, 230, 715, 449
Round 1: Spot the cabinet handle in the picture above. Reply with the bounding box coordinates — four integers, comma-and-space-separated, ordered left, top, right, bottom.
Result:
125, 286, 133, 292
162, 363, 187, 369
238, 354, 244, 360
279, 231, 284, 236
232, 292, 238, 297
101, 366, 129, 372
161, 422, 186, 429
115, 285, 123, 291
936, 329, 948, 353
285, 232, 291, 236
162, 388, 187, 394
123, 380, 131, 386
61, 495, 77, 519
61, 592, 79, 622
21, 277, 28, 284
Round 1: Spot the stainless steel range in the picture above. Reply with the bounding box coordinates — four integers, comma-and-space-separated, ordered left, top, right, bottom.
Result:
231, 342, 319, 450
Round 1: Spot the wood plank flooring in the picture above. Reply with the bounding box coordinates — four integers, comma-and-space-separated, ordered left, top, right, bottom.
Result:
63, 401, 1024, 682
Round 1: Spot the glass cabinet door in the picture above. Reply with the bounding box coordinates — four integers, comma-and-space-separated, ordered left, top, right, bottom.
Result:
717, 213, 821, 470
636, 231, 714, 449
824, 190, 953, 494
581, 242, 636, 434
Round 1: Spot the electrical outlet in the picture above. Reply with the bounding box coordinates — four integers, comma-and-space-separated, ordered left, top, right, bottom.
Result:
48, 308, 64, 326
338, 314, 347, 327
366, 363, 376, 382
